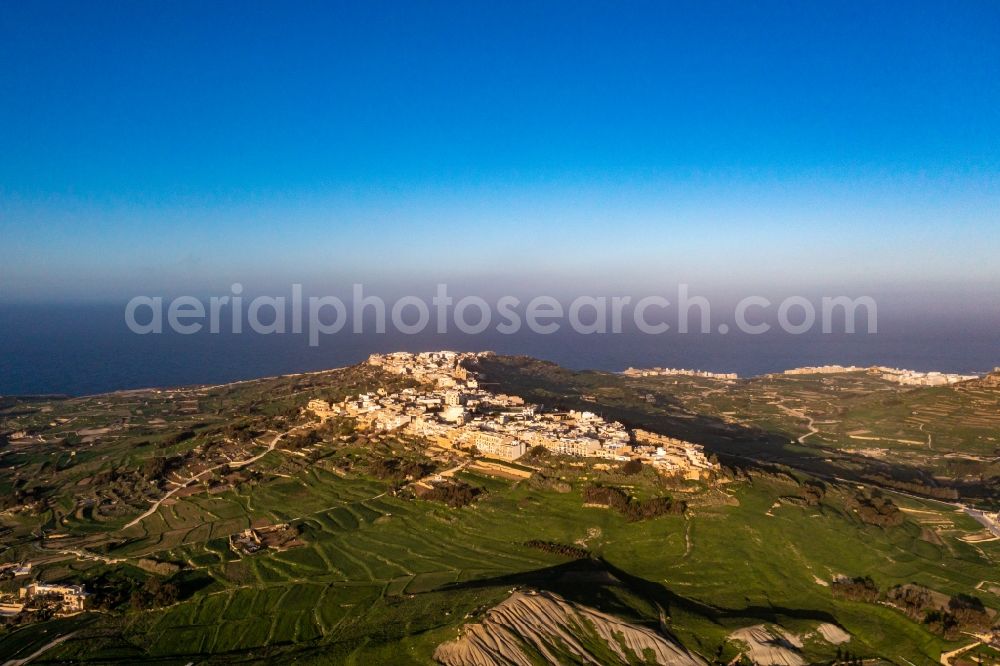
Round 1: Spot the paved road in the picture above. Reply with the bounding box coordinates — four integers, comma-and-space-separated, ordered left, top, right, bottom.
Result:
2, 630, 80, 666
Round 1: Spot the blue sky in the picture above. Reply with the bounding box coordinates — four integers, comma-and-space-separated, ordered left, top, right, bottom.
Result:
1, 1, 999, 304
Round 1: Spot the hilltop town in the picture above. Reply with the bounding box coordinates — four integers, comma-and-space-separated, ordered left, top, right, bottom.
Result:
308, 351, 717, 480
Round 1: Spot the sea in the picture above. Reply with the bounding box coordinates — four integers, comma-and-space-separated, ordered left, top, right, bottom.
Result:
1, 304, 997, 396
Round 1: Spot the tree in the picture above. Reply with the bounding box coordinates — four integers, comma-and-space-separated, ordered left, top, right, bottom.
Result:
527, 445, 549, 459
620, 459, 644, 475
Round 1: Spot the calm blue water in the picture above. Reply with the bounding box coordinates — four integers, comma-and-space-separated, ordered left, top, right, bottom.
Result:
1, 304, 997, 395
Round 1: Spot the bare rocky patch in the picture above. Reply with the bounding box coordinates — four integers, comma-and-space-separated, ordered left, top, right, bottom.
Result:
434, 589, 706, 666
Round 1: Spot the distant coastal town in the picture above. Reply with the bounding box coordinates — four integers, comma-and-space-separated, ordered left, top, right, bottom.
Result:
621, 367, 738, 380
779, 365, 980, 386
619, 363, 982, 387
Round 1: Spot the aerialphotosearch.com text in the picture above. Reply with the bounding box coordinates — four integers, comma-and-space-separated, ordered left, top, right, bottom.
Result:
125, 283, 878, 345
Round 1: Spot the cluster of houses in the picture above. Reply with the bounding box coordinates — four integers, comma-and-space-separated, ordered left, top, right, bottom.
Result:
0, 562, 32, 580
309, 351, 717, 480
874, 367, 979, 386
782, 365, 867, 375
19, 582, 89, 612
780, 364, 979, 386
622, 367, 738, 380
0, 567, 90, 618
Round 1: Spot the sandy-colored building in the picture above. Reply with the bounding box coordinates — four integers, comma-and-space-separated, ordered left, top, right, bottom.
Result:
19, 582, 89, 612
468, 430, 527, 460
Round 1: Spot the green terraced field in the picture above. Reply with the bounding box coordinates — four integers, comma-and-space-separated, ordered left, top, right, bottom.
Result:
3, 358, 1000, 664
17, 466, 994, 664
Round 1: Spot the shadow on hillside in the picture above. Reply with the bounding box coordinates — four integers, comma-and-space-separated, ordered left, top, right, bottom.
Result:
474, 355, 993, 501
435, 556, 837, 629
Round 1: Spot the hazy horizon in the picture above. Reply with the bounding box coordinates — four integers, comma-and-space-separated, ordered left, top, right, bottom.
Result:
3, 2, 999, 316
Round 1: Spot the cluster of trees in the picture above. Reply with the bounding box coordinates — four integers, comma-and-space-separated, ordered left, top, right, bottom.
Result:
888, 587, 991, 639
222, 421, 265, 444
94, 452, 189, 493
140, 455, 185, 483
887, 585, 934, 618
371, 457, 436, 483
582, 484, 686, 521
282, 429, 323, 451
943, 594, 992, 634
848, 490, 904, 527
862, 473, 960, 501
87, 460, 192, 516
129, 577, 180, 610
89, 571, 180, 611
0, 482, 49, 511
833, 648, 866, 665
527, 474, 572, 493
523, 540, 589, 559
830, 576, 879, 602
422, 480, 482, 508
833, 577, 991, 641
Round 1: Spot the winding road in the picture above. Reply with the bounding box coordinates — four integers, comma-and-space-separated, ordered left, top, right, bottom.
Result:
773, 401, 819, 443
121, 423, 309, 530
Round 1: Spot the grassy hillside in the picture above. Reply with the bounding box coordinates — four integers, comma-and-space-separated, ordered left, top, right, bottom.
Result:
2, 357, 999, 664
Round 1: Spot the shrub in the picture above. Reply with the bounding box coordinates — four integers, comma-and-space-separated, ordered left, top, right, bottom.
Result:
583, 484, 684, 521
801, 480, 825, 505
526, 445, 549, 459
422, 481, 482, 508
529, 475, 572, 493
849, 490, 904, 527
523, 540, 589, 559
620, 459, 644, 475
